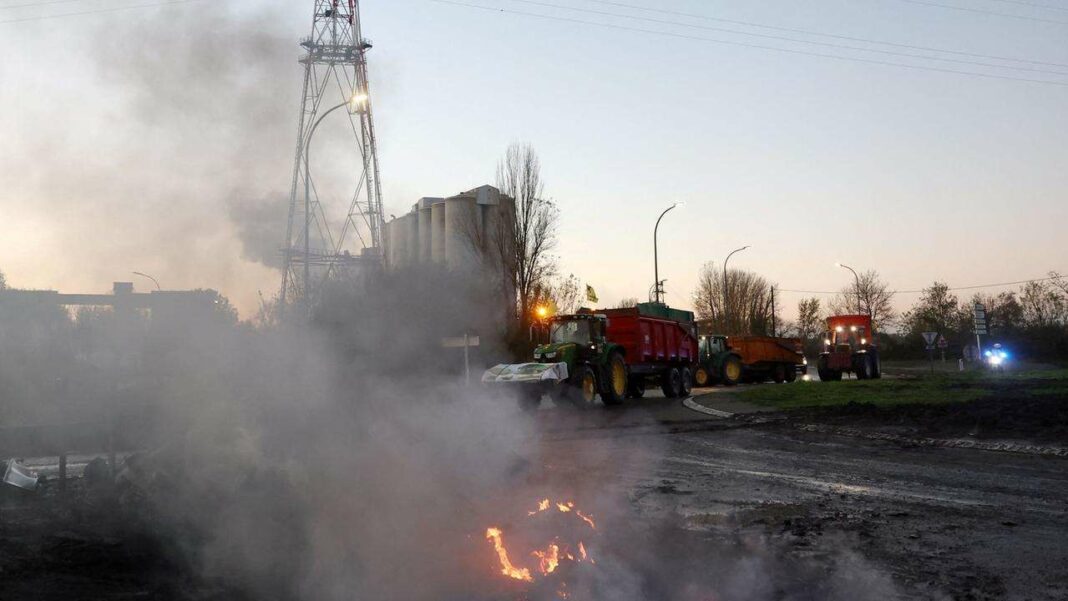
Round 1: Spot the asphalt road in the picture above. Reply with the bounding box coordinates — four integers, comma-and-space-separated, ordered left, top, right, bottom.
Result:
521, 391, 1068, 600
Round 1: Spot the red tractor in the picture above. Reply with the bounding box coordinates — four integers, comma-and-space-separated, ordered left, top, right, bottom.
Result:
817, 315, 881, 381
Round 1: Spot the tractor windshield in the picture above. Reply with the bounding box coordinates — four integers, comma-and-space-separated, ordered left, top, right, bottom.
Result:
549, 319, 591, 345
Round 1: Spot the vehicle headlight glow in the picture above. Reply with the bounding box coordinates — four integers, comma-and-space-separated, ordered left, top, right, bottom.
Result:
544, 351, 557, 359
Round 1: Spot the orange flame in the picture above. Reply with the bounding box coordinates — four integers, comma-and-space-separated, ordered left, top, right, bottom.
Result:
576, 510, 596, 530
485, 528, 533, 582
532, 542, 561, 575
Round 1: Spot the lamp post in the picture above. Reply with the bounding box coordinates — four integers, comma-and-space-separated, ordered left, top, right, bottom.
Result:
835, 262, 864, 315
652, 202, 683, 304
723, 245, 750, 331
301, 93, 368, 308
132, 271, 161, 291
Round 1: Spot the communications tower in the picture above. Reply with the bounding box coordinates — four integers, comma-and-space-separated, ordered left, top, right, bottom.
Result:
280, 0, 384, 308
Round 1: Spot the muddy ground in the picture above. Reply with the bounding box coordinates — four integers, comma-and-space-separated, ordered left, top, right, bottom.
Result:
1, 393, 1066, 600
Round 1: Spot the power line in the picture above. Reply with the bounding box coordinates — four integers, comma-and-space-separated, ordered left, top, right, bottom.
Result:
431, 0, 1068, 86
510, 0, 1068, 77
585, 0, 1068, 68
0, 0, 99, 11
778, 275, 1065, 296
987, 0, 1068, 12
0, 0, 203, 24
897, 0, 1068, 25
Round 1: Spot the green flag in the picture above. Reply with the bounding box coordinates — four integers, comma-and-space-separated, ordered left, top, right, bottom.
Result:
585, 285, 599, 303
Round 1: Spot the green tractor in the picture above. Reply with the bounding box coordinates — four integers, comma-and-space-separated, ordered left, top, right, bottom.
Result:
693, 335, 744, 387
483, 312, 629, 410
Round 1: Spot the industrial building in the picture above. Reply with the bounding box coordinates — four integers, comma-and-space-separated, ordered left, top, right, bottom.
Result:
384, 185, 515, 273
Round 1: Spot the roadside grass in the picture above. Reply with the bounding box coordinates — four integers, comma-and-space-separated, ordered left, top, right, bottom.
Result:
736, 369, 1068, 410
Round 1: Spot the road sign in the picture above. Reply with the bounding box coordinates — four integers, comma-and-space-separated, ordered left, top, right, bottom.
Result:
937, 335, 948, 349
973, 302, 986, 319
922, 331, 938, 346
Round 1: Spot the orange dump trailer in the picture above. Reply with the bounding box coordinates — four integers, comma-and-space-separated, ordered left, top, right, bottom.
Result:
728, 336, 807, 383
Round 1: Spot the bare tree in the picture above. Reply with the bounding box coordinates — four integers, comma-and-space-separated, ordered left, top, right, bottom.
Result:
491, 143, 559, 331
531, 273, 581, 316
829, 269, 895, 330
794, 297, 824, 351
692, 262, 779, 335
615, 297, 639, 309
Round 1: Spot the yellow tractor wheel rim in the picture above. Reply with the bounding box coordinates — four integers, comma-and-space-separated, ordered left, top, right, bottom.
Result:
582, 374, 597, 402
726, 361, 741, 381
612, 362, 626, 396
695, 369, 708, 386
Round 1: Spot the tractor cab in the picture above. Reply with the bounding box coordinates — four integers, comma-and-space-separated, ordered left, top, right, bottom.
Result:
698, 335, 730, 362
534, 313, 608, 366
817, 315, 881, 381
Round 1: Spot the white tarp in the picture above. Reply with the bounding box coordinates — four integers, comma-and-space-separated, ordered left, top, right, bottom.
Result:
2, 459, 39, 491
482, 362, 569, 384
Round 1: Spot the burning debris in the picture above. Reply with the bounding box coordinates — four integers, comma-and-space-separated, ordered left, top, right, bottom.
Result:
485, 498, 598, 596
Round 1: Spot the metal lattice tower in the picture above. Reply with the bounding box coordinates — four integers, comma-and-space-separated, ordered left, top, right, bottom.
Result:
280, 0, 384, 308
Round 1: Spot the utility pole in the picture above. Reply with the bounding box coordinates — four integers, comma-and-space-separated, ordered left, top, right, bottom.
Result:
771, 285, 776, 337
280, 0, 384, 311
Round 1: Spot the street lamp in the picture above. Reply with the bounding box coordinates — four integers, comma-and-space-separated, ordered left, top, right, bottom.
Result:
300, 92, 369, 308
723, 245, 750, 331
132, 271, 161, 291
653, 202, 684, 304
835, 262, 864, 315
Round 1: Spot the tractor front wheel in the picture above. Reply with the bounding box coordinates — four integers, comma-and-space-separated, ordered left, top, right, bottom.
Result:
694, 366, 712, 387
567, 366, 599, 409
854, 355, 872, 380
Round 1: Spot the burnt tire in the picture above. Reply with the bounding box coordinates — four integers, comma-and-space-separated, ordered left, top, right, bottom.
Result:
693, 366, 712, 388
601, 353, 628, 406
661, 366, 683, 398
772, 363, 787, 384
626, 376, 645, 399
721, 355, 743, 386
680, 367, 693, 397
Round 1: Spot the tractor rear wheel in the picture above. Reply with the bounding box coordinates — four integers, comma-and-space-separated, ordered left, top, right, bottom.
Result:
772, 363, 787, 383
721, 355, 743, 386
693, 366, 712, 387
680, 367, 694, 397
601, 353, 627, 406
661, 367, 683, 398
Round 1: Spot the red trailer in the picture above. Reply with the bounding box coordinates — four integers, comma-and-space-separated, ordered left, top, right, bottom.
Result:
600, 303, 699, 399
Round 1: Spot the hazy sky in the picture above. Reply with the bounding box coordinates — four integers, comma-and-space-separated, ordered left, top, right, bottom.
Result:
2, 0, 1066, 318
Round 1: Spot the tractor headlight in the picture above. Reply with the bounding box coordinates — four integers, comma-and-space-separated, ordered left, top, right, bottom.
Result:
544, 351, 557, 359
824, 338, 832, 346
861, 338, 867, 345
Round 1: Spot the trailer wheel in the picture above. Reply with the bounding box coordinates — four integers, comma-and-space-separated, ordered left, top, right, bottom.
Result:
626, 376, 645, 399
721, 355, 743, 386
680, 367, 694, 396
602, 353, 627, 406
694, 366, 711, 387
661, 367, 683, 398
772, 363, 787, 384
784, 365, 797, 383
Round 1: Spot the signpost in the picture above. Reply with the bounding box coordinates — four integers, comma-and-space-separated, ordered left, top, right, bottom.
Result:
442, 334, 481, 385
922, 331, 939, 373
937, 335, 948, 362
973, 303, 987, 360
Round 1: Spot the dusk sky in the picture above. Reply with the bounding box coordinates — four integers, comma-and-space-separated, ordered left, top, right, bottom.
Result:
2, 0, 1066, 318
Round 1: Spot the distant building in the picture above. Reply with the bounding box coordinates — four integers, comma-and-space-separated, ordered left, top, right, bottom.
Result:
383, 185, 515, 273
